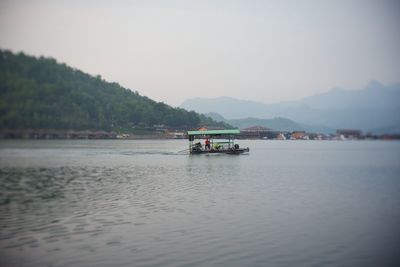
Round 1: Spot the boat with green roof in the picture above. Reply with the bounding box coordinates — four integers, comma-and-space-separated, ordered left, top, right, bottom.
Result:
187, 129, 250, 155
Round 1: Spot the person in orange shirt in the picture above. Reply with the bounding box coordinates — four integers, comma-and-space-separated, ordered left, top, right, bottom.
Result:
205, 138, 211, 150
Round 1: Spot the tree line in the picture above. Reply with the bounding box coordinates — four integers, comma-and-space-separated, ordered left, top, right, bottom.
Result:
0, 49, 229, 131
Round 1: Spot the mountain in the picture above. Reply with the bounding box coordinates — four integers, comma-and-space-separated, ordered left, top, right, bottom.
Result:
181, 96, 272, 119
229, 117, 305, 132
302, 80, 400, 110
181, 81, 400, 132
0, 49, 228, 131
205, 112, 334, 133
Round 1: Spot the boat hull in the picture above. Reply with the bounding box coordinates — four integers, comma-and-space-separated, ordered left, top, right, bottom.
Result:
190, 147, 249, 155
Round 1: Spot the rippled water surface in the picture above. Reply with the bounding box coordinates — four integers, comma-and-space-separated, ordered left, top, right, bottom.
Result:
1, 140, 399, 267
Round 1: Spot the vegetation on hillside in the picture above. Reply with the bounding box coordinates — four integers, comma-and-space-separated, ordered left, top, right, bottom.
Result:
0, 49, 229, 131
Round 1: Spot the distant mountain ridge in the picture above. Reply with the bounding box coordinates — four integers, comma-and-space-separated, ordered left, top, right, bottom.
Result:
205, 113, 334, 133
302, 81, 400, 109
181, 81, 400, 133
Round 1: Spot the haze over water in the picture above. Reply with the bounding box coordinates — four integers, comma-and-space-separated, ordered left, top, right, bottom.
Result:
0, 140, 399, 266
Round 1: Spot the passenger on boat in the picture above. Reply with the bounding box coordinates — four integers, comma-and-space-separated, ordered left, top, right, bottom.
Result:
213, 143, 221, 150
192, 142, 202, 152
205, 138, 210, 150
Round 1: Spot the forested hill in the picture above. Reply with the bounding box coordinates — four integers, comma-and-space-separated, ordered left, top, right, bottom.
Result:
0, 50, 227, 131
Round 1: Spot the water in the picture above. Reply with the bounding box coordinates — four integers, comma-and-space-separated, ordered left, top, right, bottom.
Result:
0, 140, 399, 267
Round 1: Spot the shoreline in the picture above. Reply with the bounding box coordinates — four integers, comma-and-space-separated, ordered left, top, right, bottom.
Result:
1, 129, 399, 141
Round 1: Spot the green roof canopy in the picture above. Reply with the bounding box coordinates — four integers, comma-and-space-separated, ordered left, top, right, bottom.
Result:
187, 129, 240, 136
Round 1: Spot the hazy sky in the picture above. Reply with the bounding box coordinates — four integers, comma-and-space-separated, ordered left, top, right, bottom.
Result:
1, 0, 399, 106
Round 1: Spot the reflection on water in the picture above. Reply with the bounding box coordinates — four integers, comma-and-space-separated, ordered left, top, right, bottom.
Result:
0, 140, 399, 267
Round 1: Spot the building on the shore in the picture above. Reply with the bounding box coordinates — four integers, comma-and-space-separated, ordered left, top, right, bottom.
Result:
169, 132, 186, 139
276, 133, 286, 140
381, 134, 400, 140
336, 129, 363, 139
291, 131, 306, 140
308, 133, 324, 140
116, 133, 130, 139
239, 126, 279, 139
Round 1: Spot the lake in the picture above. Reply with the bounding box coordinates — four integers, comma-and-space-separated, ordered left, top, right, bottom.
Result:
0, 140, 399, 267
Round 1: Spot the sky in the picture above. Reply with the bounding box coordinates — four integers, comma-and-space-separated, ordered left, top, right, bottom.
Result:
0, 0, 399, 107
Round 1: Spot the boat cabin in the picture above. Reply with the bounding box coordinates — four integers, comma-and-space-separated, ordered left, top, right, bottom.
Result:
187, 129, 249, 154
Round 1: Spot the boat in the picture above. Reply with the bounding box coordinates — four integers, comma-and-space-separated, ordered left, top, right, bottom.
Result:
187, 129, 249, 155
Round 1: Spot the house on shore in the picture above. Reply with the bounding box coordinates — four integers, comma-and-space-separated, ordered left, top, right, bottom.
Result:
336, 129, 363, 139
239, 126, 279, 139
